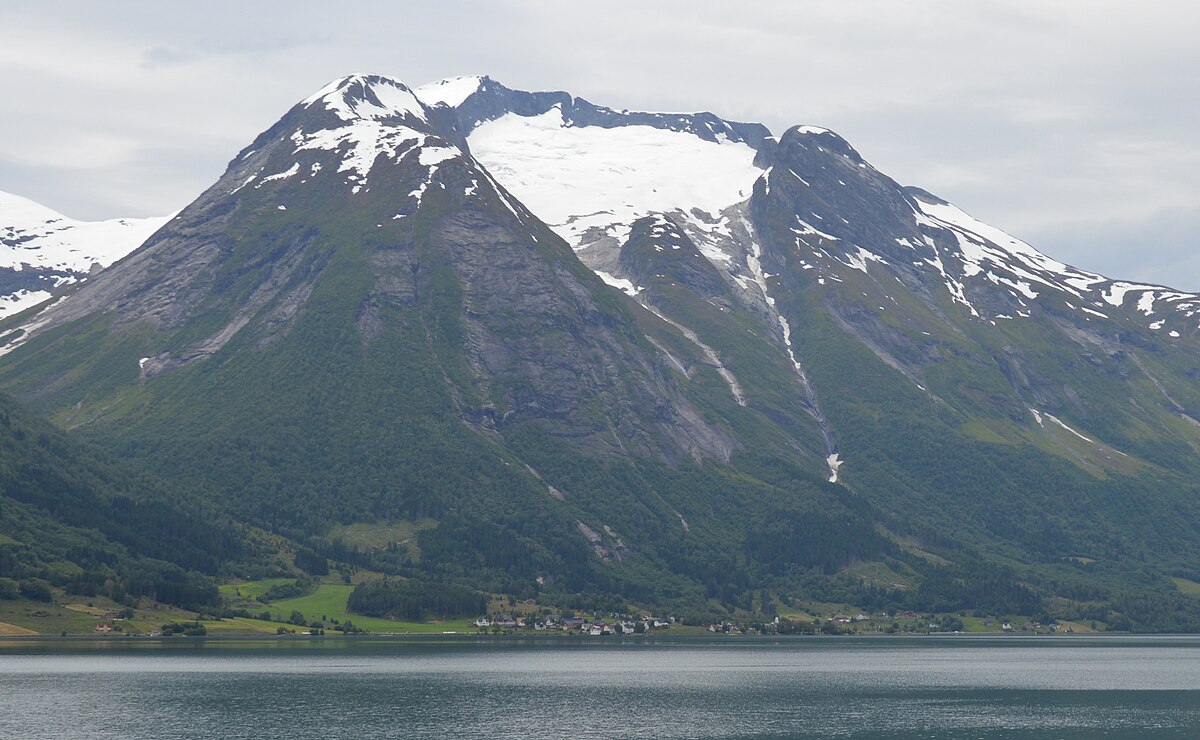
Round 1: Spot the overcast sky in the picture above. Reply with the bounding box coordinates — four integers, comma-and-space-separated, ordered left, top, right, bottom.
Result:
3, 0, 1197, 287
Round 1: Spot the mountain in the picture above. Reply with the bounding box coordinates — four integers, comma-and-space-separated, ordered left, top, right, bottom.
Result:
0, 75, 842, 608
0, 191, 168, 318
3, 74, 1200, 628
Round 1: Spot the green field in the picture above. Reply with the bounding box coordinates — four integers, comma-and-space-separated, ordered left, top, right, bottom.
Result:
201, 616, 289, 634
246, 582, 474, 634
1172, 577, 1200, 598
218, 578, 296, 601
0, 594, 222, 636
325, 520, 436, 560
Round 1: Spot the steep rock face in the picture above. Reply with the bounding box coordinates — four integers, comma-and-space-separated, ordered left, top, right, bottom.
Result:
0, 76, 733, 460
618, 216, 731, 303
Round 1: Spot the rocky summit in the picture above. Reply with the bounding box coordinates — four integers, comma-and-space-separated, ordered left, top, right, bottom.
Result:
3, 74, 1200, 629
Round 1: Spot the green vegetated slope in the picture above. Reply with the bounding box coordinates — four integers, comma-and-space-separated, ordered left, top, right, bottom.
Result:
784, 296, 1200, 630
0, 391, 248, 611
734, 137, 1200, 630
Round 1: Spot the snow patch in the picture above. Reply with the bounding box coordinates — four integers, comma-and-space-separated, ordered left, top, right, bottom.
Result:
843, 247, 884, 274
258, 163, 300, 186
791, 218, 840, 242
1102, 282, 1157, 308
230, 174, 257, 194
415, 76, 485, 108
0, 295, 67, 357
594, 270, 642, 297
826, 453, 843, 483
1042, 412, 1096, 444
0, 289, 53, 319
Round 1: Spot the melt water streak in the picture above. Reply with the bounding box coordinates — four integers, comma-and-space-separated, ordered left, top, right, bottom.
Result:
2, 636, 1200, 738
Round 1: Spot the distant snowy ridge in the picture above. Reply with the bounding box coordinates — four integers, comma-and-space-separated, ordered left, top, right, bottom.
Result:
0, 191, 168, 318
908, 191, 1200, 328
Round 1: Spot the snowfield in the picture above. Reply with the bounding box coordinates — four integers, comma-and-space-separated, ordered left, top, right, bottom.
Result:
467, 106, 763, 249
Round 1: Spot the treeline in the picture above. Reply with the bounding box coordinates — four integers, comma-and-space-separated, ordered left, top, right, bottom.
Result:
744, 510, 892, 575
348, 579, 486, 621
906, 564, 1042, 615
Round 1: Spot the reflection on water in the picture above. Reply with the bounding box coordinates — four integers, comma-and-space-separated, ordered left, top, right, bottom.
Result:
1, 637, 1198, 738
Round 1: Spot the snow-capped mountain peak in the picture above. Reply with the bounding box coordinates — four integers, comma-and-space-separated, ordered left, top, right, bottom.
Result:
232, 75, 465, 196
300, 74, 429, 123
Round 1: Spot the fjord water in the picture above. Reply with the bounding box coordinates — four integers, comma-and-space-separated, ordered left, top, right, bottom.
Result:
2, 637, 1198, 738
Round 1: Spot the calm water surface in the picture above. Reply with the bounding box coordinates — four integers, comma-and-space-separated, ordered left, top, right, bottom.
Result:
1, 636, 1198, 738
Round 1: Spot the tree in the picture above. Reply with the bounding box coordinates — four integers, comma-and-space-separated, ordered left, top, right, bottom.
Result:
19, 579, 52, 602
